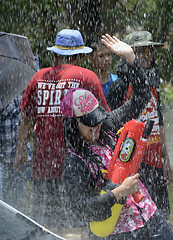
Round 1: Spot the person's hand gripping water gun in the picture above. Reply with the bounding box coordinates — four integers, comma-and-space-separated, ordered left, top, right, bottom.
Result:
90, 119, 154, 237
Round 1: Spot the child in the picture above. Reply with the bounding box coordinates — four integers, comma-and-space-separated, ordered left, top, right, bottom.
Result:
88, 37, 118, 98
61, 88, 173, 240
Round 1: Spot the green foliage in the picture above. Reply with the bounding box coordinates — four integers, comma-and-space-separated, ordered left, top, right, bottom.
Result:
0, 0, 173, 84
0, 0, 66, 68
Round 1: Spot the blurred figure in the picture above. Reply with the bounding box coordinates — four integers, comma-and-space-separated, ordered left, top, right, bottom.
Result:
107, 31, 173, 219
0, 92, 32, 211
88, 38, 118, 98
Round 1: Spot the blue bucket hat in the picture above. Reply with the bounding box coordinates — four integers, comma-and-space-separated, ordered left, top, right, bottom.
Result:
47, 29, 92, 55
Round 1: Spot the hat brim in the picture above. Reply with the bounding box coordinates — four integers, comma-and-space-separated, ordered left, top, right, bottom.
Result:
130, 41, 164, 47
47, 46, 92, 55
77, 106, 108, 127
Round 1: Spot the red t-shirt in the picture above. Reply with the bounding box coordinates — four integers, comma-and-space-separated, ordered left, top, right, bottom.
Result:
123, 84, 163, 168
20, 64, 110, 180
139, 88, 162, 168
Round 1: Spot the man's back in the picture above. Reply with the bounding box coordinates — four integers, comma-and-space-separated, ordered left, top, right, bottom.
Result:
20, 64, 109, 180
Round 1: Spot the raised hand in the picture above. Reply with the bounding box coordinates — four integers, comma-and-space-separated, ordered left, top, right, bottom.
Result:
101, 34, 135, 64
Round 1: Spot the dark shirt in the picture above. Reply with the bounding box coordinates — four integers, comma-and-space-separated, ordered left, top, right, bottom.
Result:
62, 58, 151, 225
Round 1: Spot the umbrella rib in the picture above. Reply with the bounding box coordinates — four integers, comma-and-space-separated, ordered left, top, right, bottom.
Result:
0, 54, 37, 71
0, 54, 35, 61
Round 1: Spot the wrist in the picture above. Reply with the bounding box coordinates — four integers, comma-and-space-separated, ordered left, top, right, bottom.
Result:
125, 52, 135, 65
111, 185, 126, 201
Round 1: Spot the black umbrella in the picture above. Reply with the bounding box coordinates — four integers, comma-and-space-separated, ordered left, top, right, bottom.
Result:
0, 32, 37, 109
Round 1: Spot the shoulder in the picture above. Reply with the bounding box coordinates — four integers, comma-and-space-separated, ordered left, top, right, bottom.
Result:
68, 65, 98, 77
63, 151, 91, 180
108, 77, 124, 92
63, 65, 101, 89
32, 67, 52, 79
79, 67, 98, 76
63, 65, 98, 80
26, 67, 54, 89
63, 151, 88, 170
110, 73, 118, 83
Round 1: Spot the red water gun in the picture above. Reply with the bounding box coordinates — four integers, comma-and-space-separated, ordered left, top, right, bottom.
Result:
105, 119, 154, 203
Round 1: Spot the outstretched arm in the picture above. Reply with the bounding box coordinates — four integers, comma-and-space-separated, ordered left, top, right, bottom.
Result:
104, 58, 151, 130
101, 34, 151, 130
101, 34, 135, 64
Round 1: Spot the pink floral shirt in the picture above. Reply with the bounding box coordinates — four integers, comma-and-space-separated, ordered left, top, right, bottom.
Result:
91, 144, 157, 234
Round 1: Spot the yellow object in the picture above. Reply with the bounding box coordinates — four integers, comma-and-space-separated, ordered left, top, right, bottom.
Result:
89, 190, 123, 237
116, 127, 124, 135
55, 45, 84, 50
101, 169, 108, 174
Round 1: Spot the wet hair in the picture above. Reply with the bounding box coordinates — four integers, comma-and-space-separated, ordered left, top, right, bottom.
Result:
91, 42, 105, 54
87, 35, 104, 53
54, 53, 83, 64
63, 117, 116, 180
87, 37, 109, 70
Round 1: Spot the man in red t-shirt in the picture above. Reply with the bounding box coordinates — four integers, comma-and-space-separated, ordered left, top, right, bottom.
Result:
14, 29, 110, 230
17, 63, 109, 181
